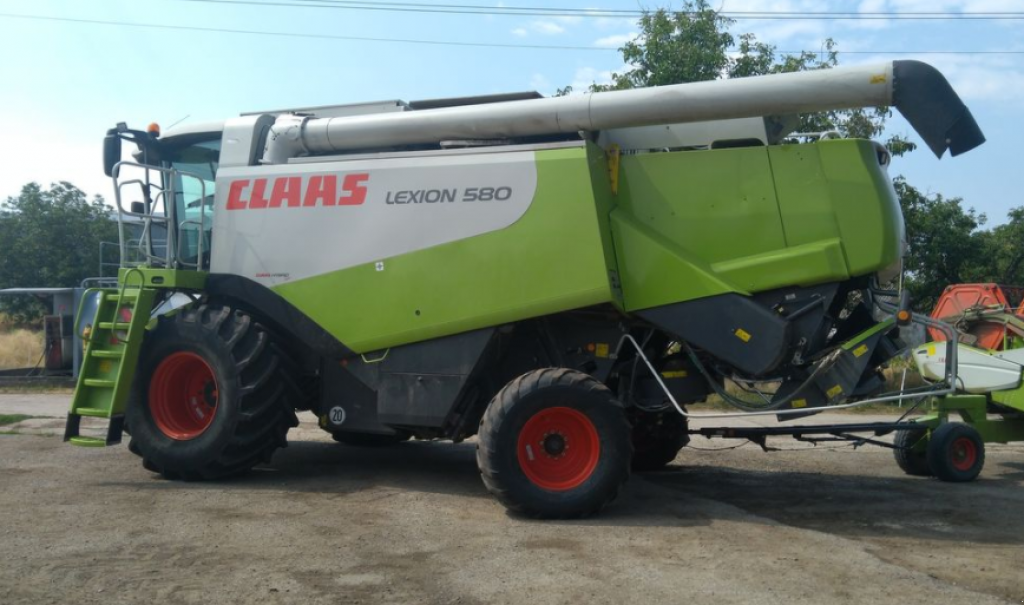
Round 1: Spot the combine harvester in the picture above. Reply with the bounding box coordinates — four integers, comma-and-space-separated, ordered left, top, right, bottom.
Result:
64, 60, 1016, 517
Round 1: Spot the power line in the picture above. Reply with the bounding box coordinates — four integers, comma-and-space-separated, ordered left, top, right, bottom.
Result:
2, 12, 1023, 55
176, 0, 1024, 20
0, 12, 607, 50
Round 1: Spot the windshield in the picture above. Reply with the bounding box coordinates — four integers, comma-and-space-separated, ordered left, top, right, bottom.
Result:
164, 137, 220, 268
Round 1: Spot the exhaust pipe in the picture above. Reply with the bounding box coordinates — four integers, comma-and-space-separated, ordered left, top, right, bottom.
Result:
262, 60, 983, 163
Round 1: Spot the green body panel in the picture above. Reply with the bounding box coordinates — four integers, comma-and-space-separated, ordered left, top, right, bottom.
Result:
916, 395, 1024, 444
269, 139, 902, 350
770, 140, 904, 280
272, 146, 618, 353
611, 140, 902, 312
119, 267, 207, 290
989, 381, 1024, 413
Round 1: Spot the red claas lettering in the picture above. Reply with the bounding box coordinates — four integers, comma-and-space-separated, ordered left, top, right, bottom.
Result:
227, 173, 371, 210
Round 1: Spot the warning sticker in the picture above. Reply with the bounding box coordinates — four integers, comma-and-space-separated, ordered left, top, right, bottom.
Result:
734, 329, 752, 342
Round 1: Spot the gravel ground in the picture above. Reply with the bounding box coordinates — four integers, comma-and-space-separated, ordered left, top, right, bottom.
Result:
2, 393, 1023, 605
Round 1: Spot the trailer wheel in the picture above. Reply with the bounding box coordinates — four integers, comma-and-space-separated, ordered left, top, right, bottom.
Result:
893, 428, 932, 477
126, 303, 300, 480
629, 409, 689, 471
332, 431, 411, 447
476, 368, 631, 518
927, 423, 985, 482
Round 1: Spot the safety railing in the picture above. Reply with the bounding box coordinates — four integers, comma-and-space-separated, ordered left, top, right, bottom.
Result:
111, 161, 209, 272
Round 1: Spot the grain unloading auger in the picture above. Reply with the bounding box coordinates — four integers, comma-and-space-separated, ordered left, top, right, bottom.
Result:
67, 60, 991, 517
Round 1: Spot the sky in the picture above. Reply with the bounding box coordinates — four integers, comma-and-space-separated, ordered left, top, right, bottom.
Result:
0, 0, 1021, 226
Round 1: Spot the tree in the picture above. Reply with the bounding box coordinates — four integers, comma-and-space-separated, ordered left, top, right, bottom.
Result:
894, 177, 988, 310
973, 207, 1024, 286
0, 182, 117, 324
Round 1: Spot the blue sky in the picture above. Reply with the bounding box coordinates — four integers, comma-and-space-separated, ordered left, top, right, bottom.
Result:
1, 0, 1021, 225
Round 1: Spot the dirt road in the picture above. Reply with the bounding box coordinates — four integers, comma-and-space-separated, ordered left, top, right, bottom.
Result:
1, 394, 1022, 604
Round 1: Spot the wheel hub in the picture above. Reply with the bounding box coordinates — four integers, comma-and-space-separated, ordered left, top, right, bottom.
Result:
149, 351, 219, 441
950, 436, 978, 471
542, 432, 567, 457
516, 407, 600, 491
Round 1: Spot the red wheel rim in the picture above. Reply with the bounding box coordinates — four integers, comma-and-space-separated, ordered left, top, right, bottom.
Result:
149, 352, 219, 440
949, 436, 978, 471
516, 407, 600, 491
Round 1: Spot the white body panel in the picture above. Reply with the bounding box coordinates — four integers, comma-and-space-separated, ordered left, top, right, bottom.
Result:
597, 117, 769, 151
210, 151, 538, 287
914, 343, 1023, 393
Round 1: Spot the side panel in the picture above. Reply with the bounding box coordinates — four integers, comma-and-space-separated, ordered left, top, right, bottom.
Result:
613, 140, 901, 312
264, 146, 616, 352
212, 151, 539, 283
770, 139, 903, 280
611, 146, 785, 310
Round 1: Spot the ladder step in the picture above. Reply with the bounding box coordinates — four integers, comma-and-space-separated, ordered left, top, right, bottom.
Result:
68, 436, 108, 448
74, 407, 111, 418
105, 292, 139, 302
98, 322, 132, 330
83, 379, 116, 389
89, 350, 124, 359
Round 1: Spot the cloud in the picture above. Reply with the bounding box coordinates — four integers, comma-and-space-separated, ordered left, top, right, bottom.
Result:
569, 66, 617, 92
531, 20, 567, 35
510, 19, 569, 37
529, 73, 552, 94
594, 33, 636, 48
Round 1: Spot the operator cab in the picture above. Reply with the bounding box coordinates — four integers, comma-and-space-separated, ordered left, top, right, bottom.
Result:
103, 122, 222, 271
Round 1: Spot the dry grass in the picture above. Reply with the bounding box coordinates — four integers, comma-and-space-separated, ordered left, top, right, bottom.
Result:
0, 328, 44, 370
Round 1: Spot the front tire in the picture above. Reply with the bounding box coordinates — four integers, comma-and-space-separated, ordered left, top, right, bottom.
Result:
927, 423, 985, 482
126, 303, 300, 480
476, 368, 631, 518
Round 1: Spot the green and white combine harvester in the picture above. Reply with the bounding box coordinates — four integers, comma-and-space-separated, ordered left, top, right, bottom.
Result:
65, 60, 1022, 517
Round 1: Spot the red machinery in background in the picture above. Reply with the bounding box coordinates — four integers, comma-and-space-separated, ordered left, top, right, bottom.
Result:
928, 283, 1024, 349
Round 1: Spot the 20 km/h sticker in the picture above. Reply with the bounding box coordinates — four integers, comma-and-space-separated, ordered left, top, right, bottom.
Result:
329, 406, 347, 426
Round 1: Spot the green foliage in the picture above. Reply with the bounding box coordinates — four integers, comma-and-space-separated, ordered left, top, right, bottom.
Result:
973, 207, 1024, 286
894, 178, 988, 310
0, 182, 117, 324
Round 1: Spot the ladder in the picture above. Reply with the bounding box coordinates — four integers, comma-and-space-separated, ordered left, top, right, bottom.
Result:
64, 269, 157, 447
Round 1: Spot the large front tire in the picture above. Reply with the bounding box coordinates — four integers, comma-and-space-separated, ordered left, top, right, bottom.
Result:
476, 368, 632, 518
126, 304, 300, 480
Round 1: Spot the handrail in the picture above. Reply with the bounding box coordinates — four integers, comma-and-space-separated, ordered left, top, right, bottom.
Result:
110, 161, 211, 272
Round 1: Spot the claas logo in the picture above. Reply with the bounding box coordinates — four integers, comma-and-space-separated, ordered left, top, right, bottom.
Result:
226, 173, 370, 210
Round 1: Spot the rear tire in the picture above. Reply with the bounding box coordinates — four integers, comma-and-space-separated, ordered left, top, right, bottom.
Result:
893, 428, 932, 477
126, 303, 300, 480
927, 423, 985, 482
629, 409, 689, 471
332, 431, 411, 447
476, 368, 631, 519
